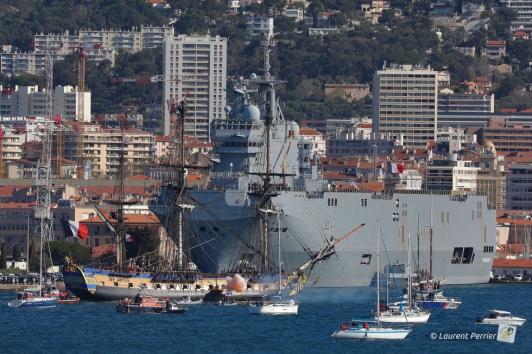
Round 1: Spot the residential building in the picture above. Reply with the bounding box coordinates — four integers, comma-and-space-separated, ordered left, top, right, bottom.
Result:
162, 35, 227, 140
0, 85, 91, 121
512, 31, 530, 40
492, 64, 512, 74
471, 122, 532, 152
507, 164, 532, 210
7, 158, 77, 179
501, 0, 532, 30
308, 28, 340, 36
246, 17, 274, 38
435, 127, 477, 153
455, 46, 476, 57
327, 131, 403, 158
425, 154, 479, 191
59, 123, 151, 179
304, 11, 337, 28
462, 2, 485, 16
438, 92, 494, 113
1, 26, 173, 76
302, 118, 358, 135
438, 71, 451, 87
299, 128, 326, 157
324, 83, 370, 102
476, 142, 508, 209
481, 40, 506, 59
373, 64, 438, 149
431, 1, 455, 17
227, 0, 240, 13
361, 1, 390, 23
389, 168, 423, 190
284, 7, 304, 21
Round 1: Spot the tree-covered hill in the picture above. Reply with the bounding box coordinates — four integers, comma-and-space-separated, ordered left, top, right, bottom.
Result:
1, 0, 532, 122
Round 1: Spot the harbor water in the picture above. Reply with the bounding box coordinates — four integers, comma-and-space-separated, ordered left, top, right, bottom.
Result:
0, 283, 530, 353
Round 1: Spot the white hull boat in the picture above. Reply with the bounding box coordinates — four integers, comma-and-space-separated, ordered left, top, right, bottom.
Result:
249, 299, 298, 315
477, 310, 526, 326
332, 325, 410, 340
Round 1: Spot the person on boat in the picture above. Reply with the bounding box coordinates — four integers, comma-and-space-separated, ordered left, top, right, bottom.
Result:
363, 322, 369, 329
342, 323, 349, 330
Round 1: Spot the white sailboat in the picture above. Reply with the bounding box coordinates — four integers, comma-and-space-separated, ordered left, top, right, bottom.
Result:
8, 111, 58, 308
249, 213, 298, 315
332, 222, 410, 339
375, 233, 430, 323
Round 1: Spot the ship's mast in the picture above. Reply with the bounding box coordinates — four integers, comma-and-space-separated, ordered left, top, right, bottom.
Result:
34, 52, 54, 295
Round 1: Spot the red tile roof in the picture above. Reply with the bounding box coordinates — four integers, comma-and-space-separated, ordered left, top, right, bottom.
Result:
91, 244, 116, 258
299, 128, 322, 136
492, 258, 532, 268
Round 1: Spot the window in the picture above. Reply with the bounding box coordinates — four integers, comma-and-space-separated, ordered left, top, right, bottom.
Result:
360, 254, 372, 265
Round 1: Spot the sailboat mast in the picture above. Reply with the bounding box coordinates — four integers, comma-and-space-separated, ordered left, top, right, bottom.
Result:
377, 221, 380, 326
429, 195, 433, 280
278, 213, 281, 297
408, 233, 411, 307
417, 214, 420, 281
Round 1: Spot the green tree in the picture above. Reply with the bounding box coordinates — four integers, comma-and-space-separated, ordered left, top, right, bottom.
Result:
28, 241, 51, 272
12, 244, 21, 262
274, 16, 297, 33
48, 241, 91, 265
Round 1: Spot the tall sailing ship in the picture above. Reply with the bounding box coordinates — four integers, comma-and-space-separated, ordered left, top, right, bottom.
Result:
150, 39, 496, 288
63, 87, 298, 301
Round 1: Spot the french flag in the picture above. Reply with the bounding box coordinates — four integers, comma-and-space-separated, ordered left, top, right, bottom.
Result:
60, 219, 88, 240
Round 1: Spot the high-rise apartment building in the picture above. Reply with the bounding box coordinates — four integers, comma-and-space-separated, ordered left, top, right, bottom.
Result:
1, 26, 173, 76
0, 85, 90, 121
373, 64, 438, 148
162, 34, 227, 140
60, 123, 151, 179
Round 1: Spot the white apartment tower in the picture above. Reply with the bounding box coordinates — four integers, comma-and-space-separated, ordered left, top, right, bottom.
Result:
0, 85, 90, 121
162, 35, 227, 140
373, 64, 438, 148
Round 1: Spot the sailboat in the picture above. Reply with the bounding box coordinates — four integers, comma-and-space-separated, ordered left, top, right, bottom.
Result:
249, 212, 298, 315
331, 222, 410, 339
8, 113, 58, 308
414, 208, 461, 310
374, 233, 430, 323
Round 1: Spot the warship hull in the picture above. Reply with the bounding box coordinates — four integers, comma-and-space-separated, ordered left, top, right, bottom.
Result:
152, 188, 495, 288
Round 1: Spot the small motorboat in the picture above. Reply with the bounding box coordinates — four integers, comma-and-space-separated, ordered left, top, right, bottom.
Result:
416, 293, 461, 310
172, 296, 203, 305
477, 310, 526, 326
116, 293, 167, 313
57, 290, 81, 305
164, 301, 187, 314
217, 299, 238, 306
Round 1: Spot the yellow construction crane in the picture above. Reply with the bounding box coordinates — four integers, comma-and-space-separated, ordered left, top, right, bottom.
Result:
76, 45, 87, 179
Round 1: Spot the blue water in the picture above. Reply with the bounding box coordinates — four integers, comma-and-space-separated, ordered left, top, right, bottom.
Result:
0, 284, 530, 353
